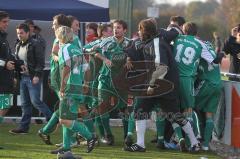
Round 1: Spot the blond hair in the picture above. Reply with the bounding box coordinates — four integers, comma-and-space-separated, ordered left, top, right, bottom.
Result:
55, 26, 74, 44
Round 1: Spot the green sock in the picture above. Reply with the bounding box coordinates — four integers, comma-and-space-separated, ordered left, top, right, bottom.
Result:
95, 116, 105, 137
70, 120, 92, 140
192, 111, 201, 137
122, 115, 129, 138
156, 116, 165, 143
184, 112, 193, 148
127, 112, 135, 136
203, 118, 214, 147
0, 116, 4, 123
62, 126, 71, 151
83, 115, 95, 136
101, 113, 112, 136
172, 123, 183, 140
70, 131, 77, 144
42, 111, 59, 134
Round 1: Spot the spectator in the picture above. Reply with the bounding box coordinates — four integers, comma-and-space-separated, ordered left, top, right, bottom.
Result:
9, 23, 52, 134
222, 25, 240, 81
24, 19, 47, 124
24, 19, 46, 53
0, 10, 15, 149
85, 23, 98, 44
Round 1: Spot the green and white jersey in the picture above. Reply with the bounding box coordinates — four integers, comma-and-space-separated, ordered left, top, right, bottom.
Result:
83, 39, 102, 53
197, 41, 221, 85
50, 36, 83, 91
173, 35, 215, 77
58, 43, 89, 99
99, 36, 132, 77
53, 34, 82, 52
72, 34, 83, 50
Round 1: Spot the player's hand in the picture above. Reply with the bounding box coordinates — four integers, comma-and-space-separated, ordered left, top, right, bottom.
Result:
52, 55, 59, 62
104, 58, 112, 67
59, 90, 65, 98
125, 60, 133, 70
6, 61, 15, 70
147, 86, 154, 95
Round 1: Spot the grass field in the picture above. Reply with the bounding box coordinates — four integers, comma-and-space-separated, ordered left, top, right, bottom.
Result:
0, 123, 221, 159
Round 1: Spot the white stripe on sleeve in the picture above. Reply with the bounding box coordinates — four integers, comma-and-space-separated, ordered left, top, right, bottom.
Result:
153, 38, 160, 66
197, 39, 214, 63
0, 59, 6, 67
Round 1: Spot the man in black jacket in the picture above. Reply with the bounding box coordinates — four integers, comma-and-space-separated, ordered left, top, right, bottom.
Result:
223, 25, 240, 81
9, 23, 52, 134
0, 11, 15, 149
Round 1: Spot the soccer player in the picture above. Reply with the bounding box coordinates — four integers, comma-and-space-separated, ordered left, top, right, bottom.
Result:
55, 26, 96, 157
173, 22, 215, 145
195, 41, 222, 151
38, 14, 73, 146
38, 15, 95, 150
83, 24, 113, 143
124, 19, 200, 152
96, 20, 132, 145
167, 15, 185, 35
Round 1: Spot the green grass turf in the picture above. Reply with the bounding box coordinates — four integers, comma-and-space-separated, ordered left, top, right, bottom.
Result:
0, 123, 220, 159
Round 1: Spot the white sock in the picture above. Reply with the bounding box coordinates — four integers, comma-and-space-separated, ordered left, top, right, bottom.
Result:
135, 120, 147, 148
182, 121, 198, 147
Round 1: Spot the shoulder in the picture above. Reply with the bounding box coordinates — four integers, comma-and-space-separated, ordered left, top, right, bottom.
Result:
65, 43, 81, 54
122, 37, 132, 48
30, 37, 41, 45
84, 39, 101, 48
194, 38, 207, 49
99, 37, 114, 47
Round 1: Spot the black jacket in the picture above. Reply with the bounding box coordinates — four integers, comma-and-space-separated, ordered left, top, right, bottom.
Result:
0, 31, 15, 93
222, 36, 240, 74
143, 36, 180, 100
15, 37, 45, 79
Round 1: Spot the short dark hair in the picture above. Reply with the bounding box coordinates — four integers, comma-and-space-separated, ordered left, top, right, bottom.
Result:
53, 14, 71, 27
97, 24, 112, 38
183, 22, 198, 36
170, 16, 185, 27
16, 23, 30, 33
67, 15, 79, 25
86, 22, 98, 36
0, 11, 9, 21
113, 19, 128, 30
24, 19, 34, 26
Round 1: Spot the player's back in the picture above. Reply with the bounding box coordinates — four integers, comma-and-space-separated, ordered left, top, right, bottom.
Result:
59, 43, 86, 98
173, 35, 204, 77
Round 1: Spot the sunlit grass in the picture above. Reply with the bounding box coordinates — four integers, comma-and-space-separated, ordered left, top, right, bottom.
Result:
0, 123, 220, 159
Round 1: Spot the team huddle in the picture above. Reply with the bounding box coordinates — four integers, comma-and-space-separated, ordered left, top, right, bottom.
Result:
0, 11, 223, 159
37, 14, 223, 159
